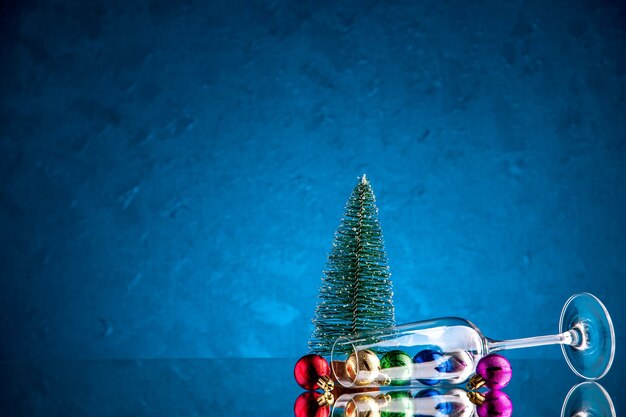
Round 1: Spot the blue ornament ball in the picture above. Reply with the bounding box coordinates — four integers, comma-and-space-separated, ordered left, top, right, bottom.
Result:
413, 347, 451, 386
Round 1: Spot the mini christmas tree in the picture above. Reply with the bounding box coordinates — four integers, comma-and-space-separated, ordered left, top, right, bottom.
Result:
309, 175, 395, 357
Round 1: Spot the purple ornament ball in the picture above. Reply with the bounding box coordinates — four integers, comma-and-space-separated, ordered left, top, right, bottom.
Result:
477, 354, 512, 389
476, 390, 513, 417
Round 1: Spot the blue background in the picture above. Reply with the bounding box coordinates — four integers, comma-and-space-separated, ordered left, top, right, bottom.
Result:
1, 0, 625, 362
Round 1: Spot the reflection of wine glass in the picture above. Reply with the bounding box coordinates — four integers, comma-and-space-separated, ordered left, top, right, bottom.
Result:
561, 382, 615, 417
332, 293, 614, 387
331, 388, 476, 417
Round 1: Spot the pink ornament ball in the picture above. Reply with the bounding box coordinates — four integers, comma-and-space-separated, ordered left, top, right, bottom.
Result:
476, 354, 512, 389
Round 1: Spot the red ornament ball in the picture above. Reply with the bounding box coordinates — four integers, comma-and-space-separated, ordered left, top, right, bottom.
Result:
294, 354, 330, 390
294, 391, 330, 417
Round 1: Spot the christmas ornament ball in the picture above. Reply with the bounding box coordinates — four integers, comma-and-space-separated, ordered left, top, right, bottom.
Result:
476, 390, 513, 417
346, 349, 381, 386
476, 354, 512, 389
294, 354, 331, 390
413, 347, 448, 386
294, 391, 330, 417
380, 350, 413, 386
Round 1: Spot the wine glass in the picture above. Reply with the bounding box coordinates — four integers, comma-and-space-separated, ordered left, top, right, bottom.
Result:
331, 293, 614, 388
561, 382, 615, 417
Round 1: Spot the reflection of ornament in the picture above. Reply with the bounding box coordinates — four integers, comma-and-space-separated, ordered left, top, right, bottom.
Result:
379, 391, 413, 417
444, 388, 474, 417
411, 388, 472, 417
345, 394, 381, 417
346, 349, 381, 385
467, 354, 512, 390
414, 388, 440, 398
294, 391, 332, 417
380, 350, 413, 386
413, 347, 450, 385
467, 391, 485, 406
331, 377, 478, 417
475, 390, 513, 417
294, 354, 333, 391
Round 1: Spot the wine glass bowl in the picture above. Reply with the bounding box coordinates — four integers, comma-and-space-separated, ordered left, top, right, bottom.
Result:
331, 318, 484, 388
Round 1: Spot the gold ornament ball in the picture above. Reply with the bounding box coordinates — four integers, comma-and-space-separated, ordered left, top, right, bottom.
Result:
345, 349, 381, 386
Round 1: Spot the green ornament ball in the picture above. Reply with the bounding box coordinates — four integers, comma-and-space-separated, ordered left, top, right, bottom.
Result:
380, 350, 413, 386
380, 391, 413, 417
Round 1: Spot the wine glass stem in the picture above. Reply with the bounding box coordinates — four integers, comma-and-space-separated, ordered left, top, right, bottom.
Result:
488, 329, 579, 352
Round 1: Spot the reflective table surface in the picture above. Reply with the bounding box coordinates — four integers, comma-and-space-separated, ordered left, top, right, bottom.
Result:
1, 358, 623, 415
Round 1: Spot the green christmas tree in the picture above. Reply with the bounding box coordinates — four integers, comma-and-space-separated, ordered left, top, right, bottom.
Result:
309, 175, 395, 357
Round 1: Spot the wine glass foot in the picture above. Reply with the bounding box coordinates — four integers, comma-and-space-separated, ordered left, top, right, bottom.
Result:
559, 293, 615, 380
561, 382, 615, 417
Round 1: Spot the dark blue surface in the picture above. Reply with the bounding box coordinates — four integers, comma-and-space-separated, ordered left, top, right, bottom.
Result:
0, 0, 625, 366
0, 358, 623, 416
